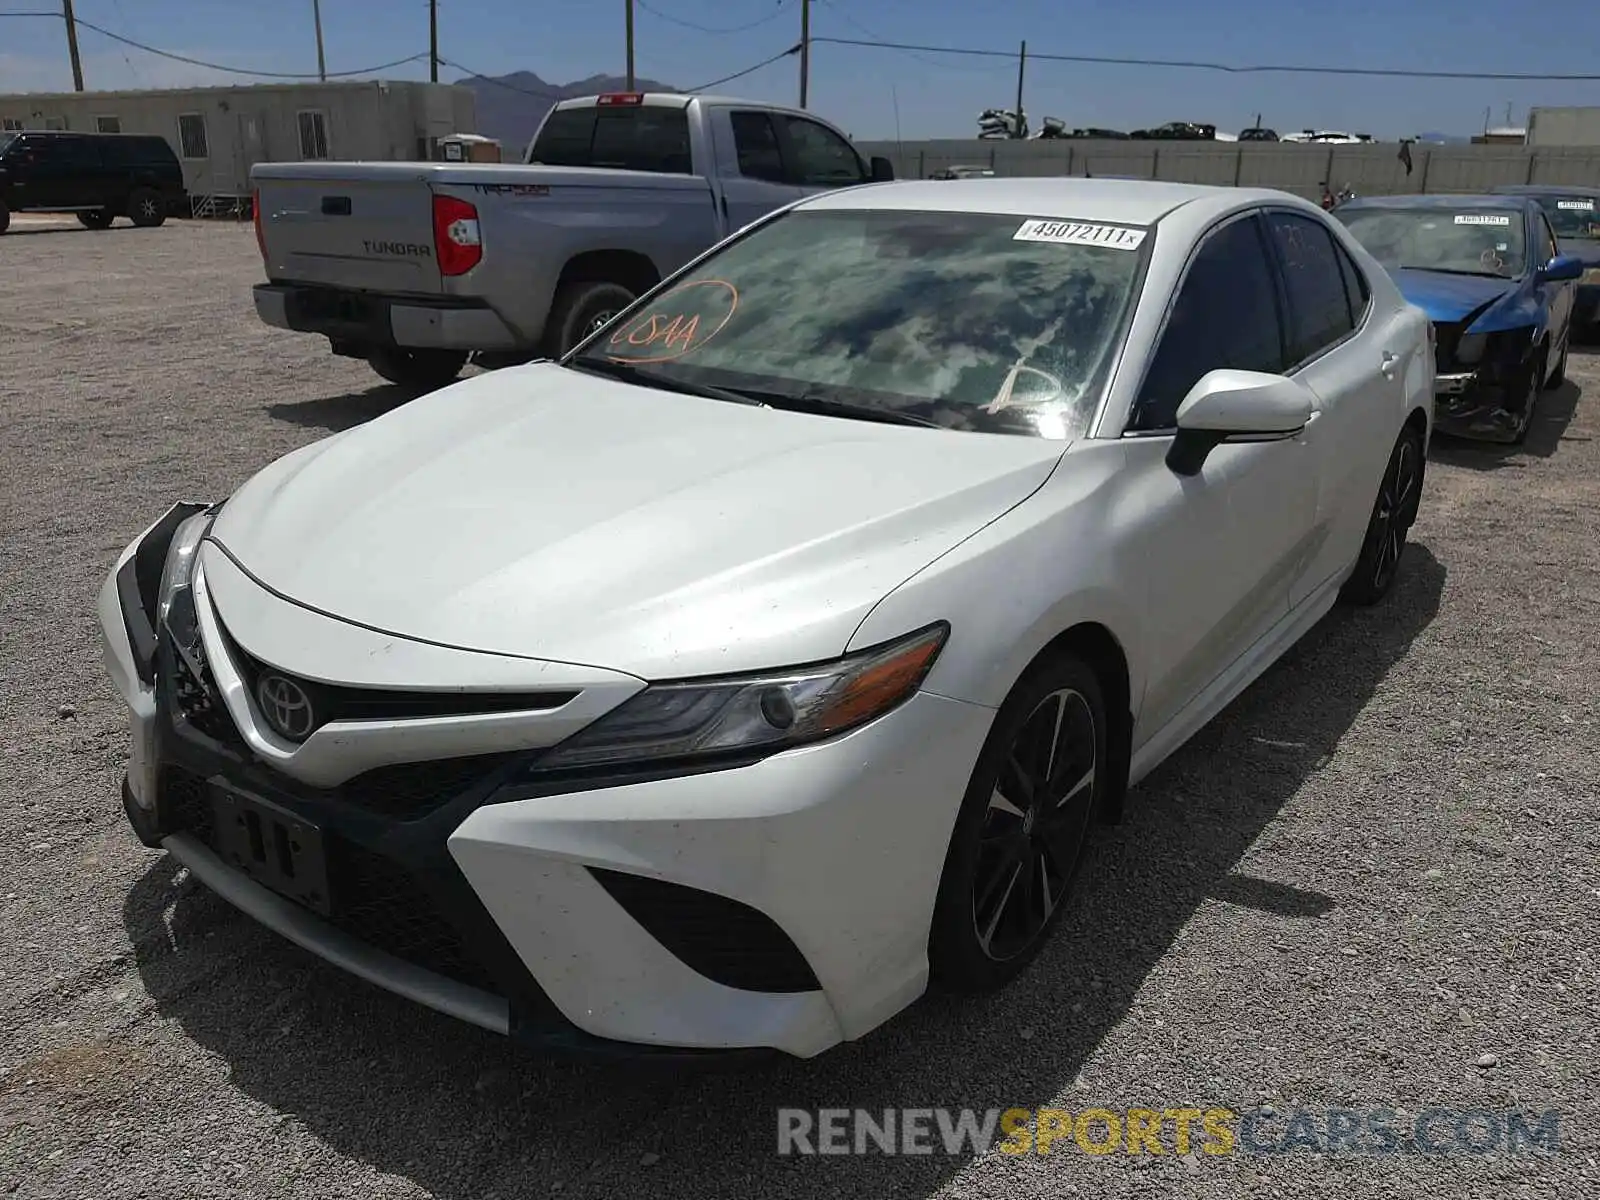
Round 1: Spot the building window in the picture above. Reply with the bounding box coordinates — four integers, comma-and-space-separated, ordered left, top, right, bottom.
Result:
43, 116, 67, 130
96, 115, 121, 134
177, 113, 209, 159
297, 110, 329, 160
1, 118, 22, 131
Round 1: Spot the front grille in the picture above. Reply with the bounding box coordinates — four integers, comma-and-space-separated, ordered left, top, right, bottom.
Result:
219, 626, 579, 743
323, 754, 514, 822
159, 763, 502, 994
172, 647, 239, 747
589, 868, 821, 993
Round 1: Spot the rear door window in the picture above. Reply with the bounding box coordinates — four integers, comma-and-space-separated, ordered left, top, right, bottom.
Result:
729, 111, 785, 183
1264, 210, 1356, 366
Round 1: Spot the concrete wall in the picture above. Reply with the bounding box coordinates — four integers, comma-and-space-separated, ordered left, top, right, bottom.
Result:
0, 81, 476, 196
858, 138, 1600, 200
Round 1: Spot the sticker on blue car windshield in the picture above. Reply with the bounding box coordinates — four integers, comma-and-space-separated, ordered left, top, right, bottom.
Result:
1013, 219, 1147, 250
1455, 214, 1511, 226
1557, 199, 1595, 210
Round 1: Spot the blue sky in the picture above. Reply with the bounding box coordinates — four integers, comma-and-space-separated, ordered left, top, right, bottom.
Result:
4, 0, 1600, 138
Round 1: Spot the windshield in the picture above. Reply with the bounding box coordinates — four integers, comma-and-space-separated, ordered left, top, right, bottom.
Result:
1529, 194, 1600, 240
1338, 206, 1527, 278
567, 209, 1148, 440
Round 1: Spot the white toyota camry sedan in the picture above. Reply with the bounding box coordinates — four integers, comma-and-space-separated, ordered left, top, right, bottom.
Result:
99, 179, 1434, 1059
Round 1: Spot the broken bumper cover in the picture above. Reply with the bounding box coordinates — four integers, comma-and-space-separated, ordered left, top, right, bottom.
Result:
253, 283, 519, 352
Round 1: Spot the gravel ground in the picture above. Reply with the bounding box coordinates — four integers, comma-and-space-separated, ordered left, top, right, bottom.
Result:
1, 220, 1596, 1200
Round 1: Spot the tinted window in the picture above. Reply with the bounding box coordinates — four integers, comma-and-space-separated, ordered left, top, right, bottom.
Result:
578, 209, 1146, 441
1335, 238, 1369, 323
1265, 211, 1355, 363
1131, 215, 1284, 431
530, 104, 691, 174
729, 111, 784, 183
780, 116, 864, 186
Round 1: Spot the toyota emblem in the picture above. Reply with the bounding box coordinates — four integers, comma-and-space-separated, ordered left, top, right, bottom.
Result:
256, 673, 315, 741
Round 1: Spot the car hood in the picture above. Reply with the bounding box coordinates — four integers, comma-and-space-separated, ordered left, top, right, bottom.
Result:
209, 363, 1066, 679
1391, 267, 1521, 326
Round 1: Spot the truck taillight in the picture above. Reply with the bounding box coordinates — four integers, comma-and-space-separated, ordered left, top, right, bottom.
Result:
432, 194, 482, 276
252, 189, 265, 263
597, 92, 644, 106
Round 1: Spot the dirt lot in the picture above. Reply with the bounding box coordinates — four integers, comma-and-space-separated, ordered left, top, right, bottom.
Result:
1, 219, 1597, 1200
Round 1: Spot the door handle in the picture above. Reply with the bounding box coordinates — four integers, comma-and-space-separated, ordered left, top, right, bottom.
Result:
1380, 351, 1399, 378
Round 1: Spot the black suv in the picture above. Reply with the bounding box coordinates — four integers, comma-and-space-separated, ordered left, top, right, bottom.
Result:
0, 131, 184, 234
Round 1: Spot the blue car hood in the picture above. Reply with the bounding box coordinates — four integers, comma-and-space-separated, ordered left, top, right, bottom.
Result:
1391, 268, 1517, 324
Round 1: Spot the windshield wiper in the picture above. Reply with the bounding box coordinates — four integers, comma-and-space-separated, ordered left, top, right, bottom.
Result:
566, 357, 767, 406
1398, 265, 1513, 279
742, 390, 946, 429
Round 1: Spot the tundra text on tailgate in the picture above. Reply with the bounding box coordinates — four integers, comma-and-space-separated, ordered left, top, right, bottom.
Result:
250, 92, 894, 390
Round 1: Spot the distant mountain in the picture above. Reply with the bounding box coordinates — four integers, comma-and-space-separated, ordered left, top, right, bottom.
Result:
457, 71, 680, 154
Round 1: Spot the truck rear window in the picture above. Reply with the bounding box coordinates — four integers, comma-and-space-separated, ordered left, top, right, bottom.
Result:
527, 105, 692, 174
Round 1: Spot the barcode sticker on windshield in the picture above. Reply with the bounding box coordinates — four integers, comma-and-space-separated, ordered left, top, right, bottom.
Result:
1455, 214, 1511, 226
1557, 199, 1595, 210
1014, 219, 1147, 251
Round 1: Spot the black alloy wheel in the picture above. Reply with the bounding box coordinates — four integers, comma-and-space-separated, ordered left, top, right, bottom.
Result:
1340, 424, 1423, 606
929, 654, 1107, 991
973, 687, 1099, 962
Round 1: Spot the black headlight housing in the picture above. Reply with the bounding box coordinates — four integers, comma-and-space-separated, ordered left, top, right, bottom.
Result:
114, 501, 218, 686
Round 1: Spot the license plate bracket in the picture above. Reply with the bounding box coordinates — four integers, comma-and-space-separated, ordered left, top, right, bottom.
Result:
209, 781, 332, 917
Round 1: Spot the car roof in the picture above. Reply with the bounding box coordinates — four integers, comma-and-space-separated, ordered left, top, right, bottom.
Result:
795, 177, 1304, 227
1490, 183, 1600, 197
1338, 193, 1535, 212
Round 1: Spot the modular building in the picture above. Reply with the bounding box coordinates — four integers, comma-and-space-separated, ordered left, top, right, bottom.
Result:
1527, 107, 1600, 147
0, 80, 476, 210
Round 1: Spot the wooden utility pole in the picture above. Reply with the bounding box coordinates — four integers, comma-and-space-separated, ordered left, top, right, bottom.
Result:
312, 0, 327, 82
62, 0, 84, 92
1014, 40, 1026, 138
429, 0, 439, 82
799, 0, 810, 108
625, 0, 635, 91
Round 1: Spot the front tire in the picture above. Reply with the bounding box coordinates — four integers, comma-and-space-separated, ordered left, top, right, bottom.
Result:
543, 280, 637, 358
929, 654, 1107, 993
78, 209, 115, 230
367, 347, 468, 391
128, 188, 166, 227
1340, 424, 1424, 606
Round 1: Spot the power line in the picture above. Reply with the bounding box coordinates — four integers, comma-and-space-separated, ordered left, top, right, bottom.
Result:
687, 44, 800, 92
809, 35, 1600, 82
813, 1, 1009, 76
635, 0, 790, 36
0, 11, 430, 79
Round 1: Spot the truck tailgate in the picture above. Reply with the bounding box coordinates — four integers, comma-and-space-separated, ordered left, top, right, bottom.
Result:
254, 166, 442, 294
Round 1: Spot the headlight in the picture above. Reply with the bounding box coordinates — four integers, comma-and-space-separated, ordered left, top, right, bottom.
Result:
1454, 333, 1486, 365
532, 622, 949, 773
156, 511, 214, 679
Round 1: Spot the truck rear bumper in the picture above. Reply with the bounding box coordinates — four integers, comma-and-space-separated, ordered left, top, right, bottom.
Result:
254, 283, 519, 352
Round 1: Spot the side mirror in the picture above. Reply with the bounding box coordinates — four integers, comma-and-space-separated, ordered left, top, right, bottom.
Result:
1166, 369, 1314, 476
1537, 253, 1583, 283
869, 155, 895, 182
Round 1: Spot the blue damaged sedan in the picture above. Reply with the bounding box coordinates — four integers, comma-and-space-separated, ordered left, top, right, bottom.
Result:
1334, 194, 1582, 442
1490, 184, 1600, 333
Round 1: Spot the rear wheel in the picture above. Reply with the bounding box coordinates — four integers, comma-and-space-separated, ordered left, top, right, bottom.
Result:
542, 280, 637, 358
1340, 424, 1424, 606
367, 346, 468, 391
78, 209, 115, 230
128, 189, 166, 227
929, 654, 1106, 992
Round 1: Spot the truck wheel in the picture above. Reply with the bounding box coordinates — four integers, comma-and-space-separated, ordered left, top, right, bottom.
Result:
78, 209, 116, 230
367, 347, 468, 391
128, 189, 166, 227
544, 281, 637, 358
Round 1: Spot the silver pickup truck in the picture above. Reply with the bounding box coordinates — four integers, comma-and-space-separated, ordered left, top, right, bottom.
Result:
250, 92, 894, 389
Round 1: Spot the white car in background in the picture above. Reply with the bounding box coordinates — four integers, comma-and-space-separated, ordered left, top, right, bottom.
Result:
99, 178, 1433, 1059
